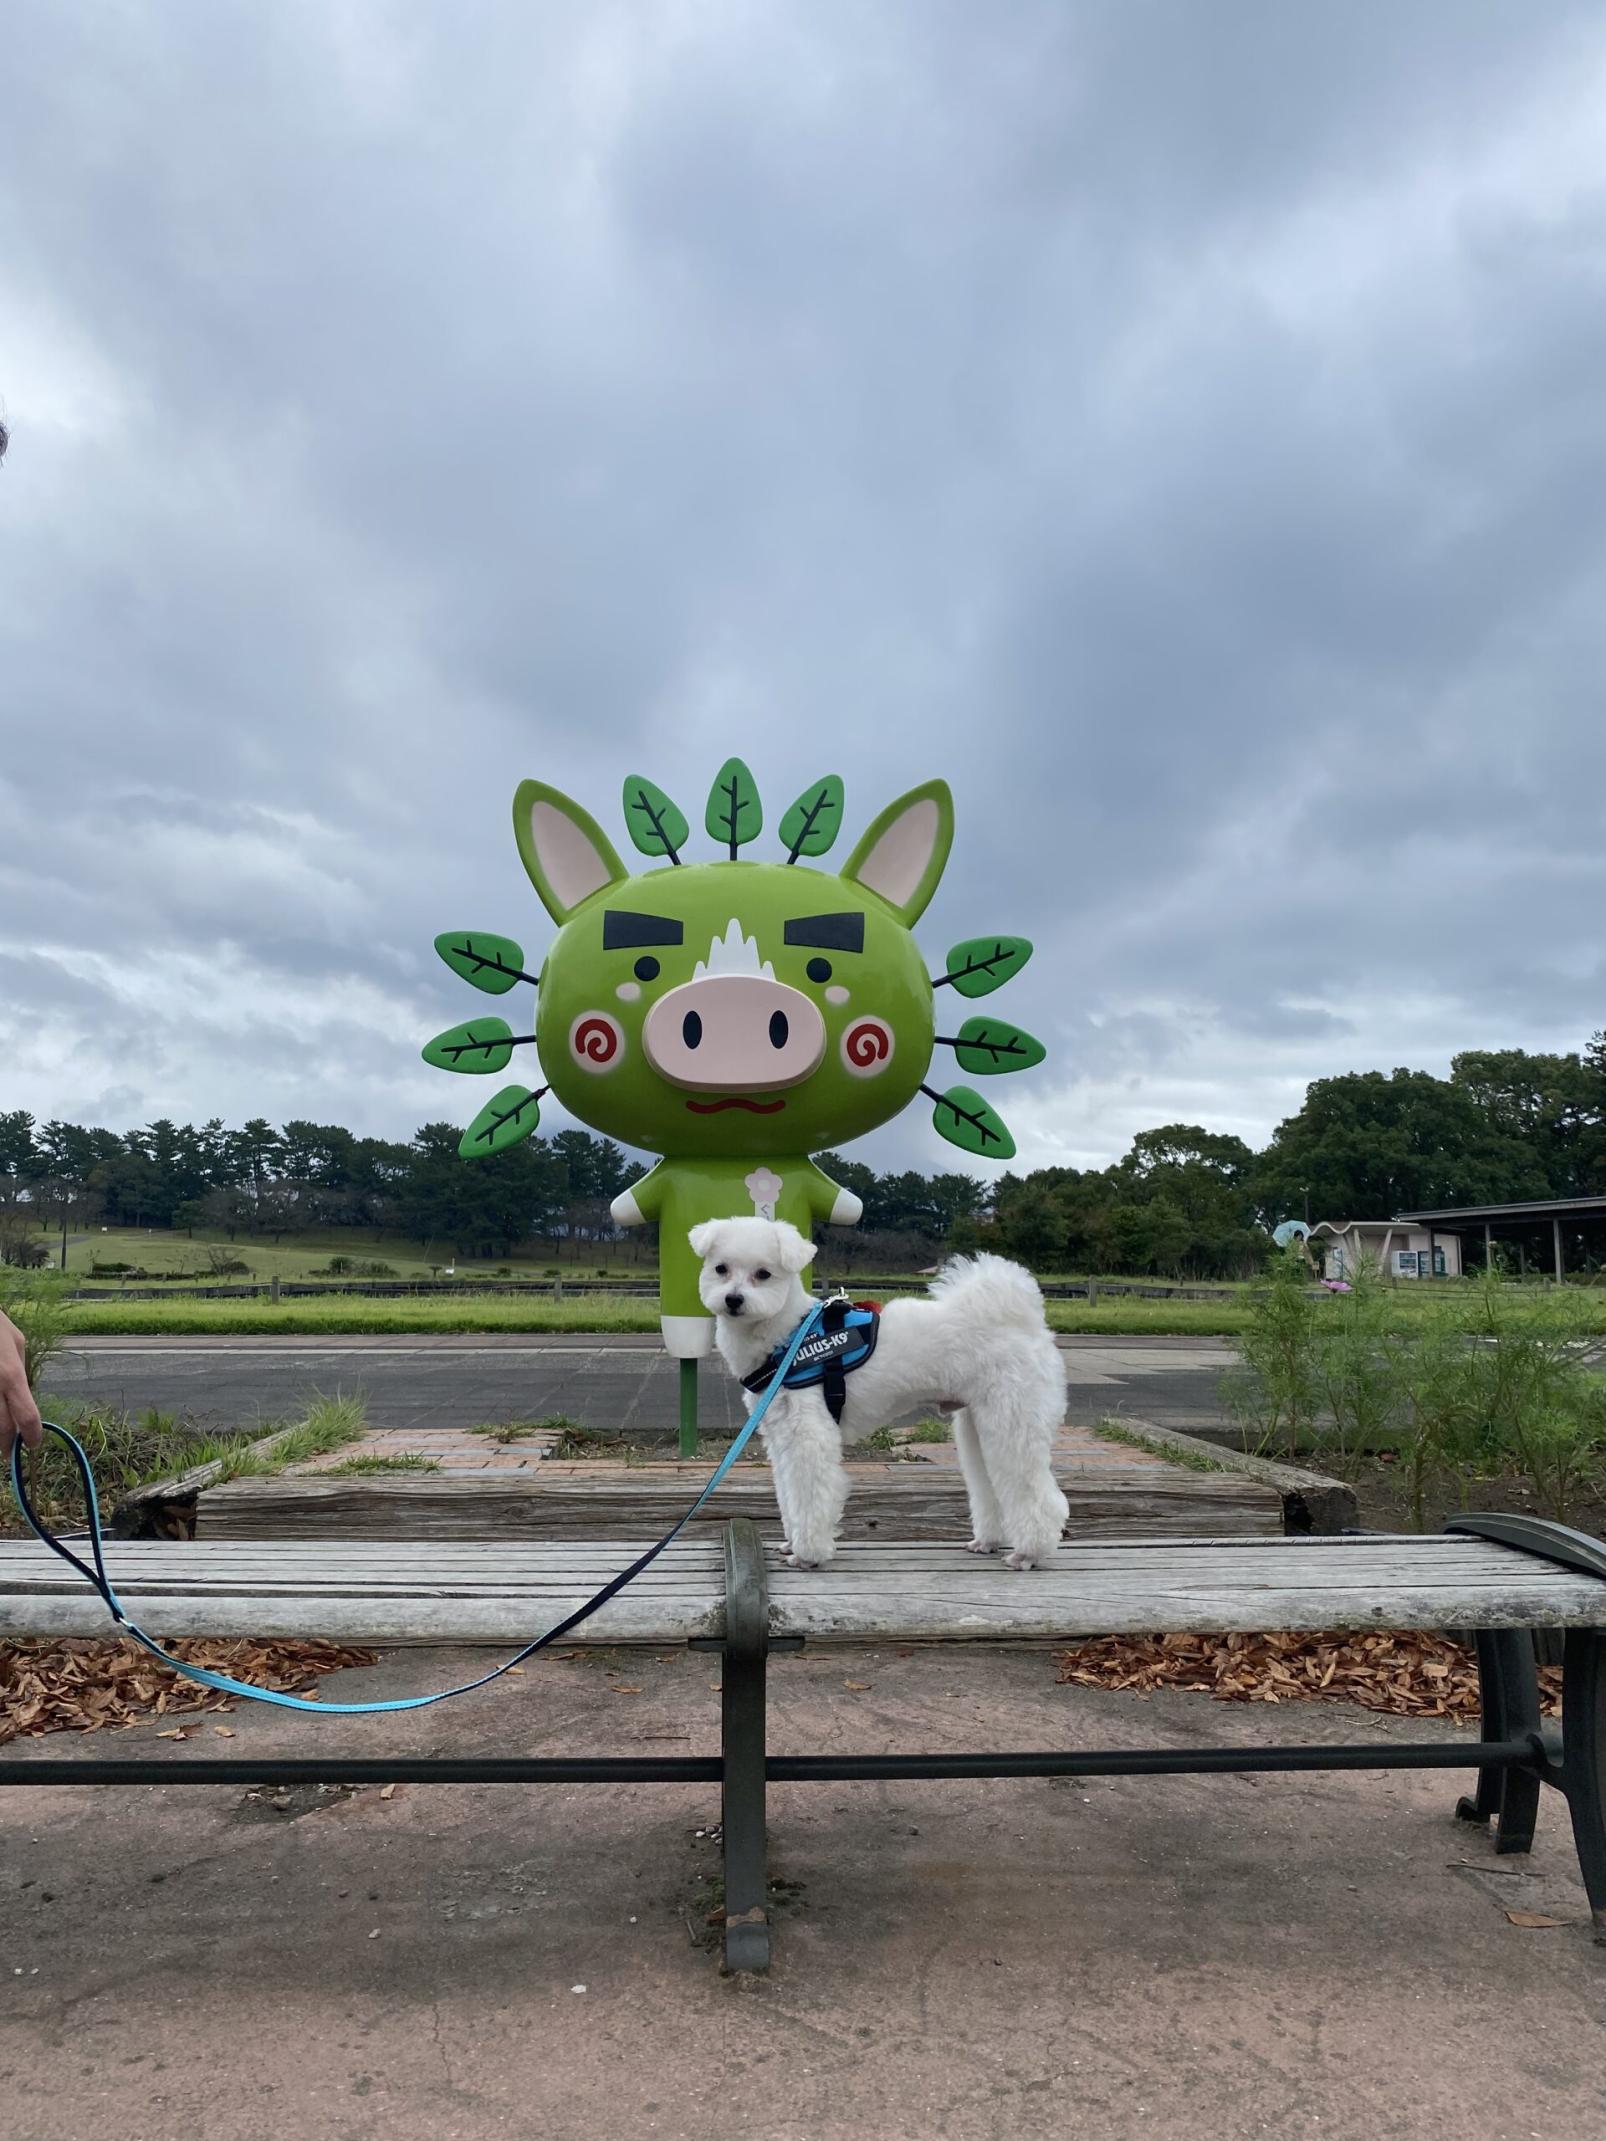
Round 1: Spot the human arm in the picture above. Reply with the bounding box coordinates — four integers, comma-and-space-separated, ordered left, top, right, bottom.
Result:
0, 1310, 43, 1461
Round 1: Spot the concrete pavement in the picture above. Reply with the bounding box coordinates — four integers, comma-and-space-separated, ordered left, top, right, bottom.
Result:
44, 1334, 1238, 1439
3, 1640, 1601, 2140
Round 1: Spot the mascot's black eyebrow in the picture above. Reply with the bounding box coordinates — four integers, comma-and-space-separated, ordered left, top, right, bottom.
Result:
783, 913, 865, 954
603, 911, 685, 950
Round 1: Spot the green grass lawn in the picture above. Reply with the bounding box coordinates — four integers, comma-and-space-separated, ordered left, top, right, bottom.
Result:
41, 1223, 657, 1287
55, 1282, 1606, 1340
60, 1290, 665, 1335
56, 1290, 1248, 1336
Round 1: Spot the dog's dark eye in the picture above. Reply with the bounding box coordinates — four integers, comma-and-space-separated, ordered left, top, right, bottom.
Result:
714, 1263, 728, 1278
754, 1269, 771, 1283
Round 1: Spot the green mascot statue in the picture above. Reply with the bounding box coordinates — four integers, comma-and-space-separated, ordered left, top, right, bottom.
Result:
426, 762, 1042, 1441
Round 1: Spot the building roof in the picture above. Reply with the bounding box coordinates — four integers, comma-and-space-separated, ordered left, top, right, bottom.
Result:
1392, 1196, 1606, 1227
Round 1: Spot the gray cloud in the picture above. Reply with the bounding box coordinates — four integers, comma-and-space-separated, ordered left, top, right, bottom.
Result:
3, 1, 1604, 1177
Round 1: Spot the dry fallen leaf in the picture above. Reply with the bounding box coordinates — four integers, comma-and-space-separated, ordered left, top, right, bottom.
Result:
843, 1680, 871, 1692
1, 1636, 379, 1746
611, 1685, 643, 1696
155, 1728, 186, 1741
378, 1783, 397, 1801
214, 1726, 236, 1738
1054, 1629, 1560, 1722
1506, 1909, 1570, 1929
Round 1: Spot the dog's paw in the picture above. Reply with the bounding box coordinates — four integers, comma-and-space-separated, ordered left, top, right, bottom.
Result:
784, 1544, 836, 1570
964, 1537, 1001, 1555
1004, 1549, 1045, 1571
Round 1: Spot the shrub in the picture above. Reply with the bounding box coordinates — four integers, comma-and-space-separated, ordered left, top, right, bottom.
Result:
0, 1270, 71, 1394
1228, 1258, 1606, 1525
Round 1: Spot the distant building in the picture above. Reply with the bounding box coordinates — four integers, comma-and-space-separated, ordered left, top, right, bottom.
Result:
1308, 1219, 1462, 1281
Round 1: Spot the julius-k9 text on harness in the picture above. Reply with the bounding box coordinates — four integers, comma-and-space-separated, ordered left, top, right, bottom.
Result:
741, 1296, 880, 1425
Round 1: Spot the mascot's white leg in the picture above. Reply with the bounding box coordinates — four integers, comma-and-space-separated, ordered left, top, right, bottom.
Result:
951, 1407, 1006, 1554
762, 1390, 848, 1569
661, 1315, 714, 1358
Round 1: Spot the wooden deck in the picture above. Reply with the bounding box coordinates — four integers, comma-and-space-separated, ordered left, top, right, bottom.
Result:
194, 1458, 1285, 1542
182, 1417, 1354, 1543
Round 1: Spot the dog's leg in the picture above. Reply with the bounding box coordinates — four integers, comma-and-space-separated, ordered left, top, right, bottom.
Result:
972, 1386, 1069, 1571
951, 1408, 1005, 1554
765, 1395, 847, 1568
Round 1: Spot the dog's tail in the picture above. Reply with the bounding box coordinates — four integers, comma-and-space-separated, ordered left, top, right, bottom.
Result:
926, 1253, 1047, 1330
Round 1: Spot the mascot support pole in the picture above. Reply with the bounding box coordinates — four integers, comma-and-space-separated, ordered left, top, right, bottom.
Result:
679, 1358, 699, 1459
426, 761, 1044, 1455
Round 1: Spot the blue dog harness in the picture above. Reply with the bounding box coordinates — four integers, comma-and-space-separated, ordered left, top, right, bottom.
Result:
742, 1297, 879, 1424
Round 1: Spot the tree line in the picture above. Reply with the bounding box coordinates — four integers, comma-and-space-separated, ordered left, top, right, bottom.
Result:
979, 1039, 1606, 1279
1, 1032, 1602, 1277
0, 1112, 639, 1262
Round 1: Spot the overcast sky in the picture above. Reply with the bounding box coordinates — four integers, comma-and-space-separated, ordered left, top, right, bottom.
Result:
4, 2, 1605, 1182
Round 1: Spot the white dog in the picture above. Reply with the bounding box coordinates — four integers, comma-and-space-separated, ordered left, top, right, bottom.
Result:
690, 1215, 1069, 1570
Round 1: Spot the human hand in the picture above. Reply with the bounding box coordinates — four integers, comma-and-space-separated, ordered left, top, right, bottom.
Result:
0, 1309, 43, 1461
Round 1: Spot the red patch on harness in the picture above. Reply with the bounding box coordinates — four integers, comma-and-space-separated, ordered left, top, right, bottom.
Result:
853, 1300, 882, 1314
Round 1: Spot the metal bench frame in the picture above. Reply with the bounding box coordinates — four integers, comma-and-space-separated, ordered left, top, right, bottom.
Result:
4, 1514, 1606, 1973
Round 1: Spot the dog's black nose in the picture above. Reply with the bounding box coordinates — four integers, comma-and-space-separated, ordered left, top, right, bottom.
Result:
724, 1291, 745, 1315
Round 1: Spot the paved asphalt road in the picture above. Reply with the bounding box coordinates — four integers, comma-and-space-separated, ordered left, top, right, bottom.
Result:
43, 1335, 1237, 1438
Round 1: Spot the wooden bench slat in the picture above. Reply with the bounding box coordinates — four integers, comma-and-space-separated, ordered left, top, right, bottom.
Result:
5, 1533, 1605, 1644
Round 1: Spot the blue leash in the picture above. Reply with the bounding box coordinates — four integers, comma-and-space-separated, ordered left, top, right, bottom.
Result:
6, 1306, 822, 1716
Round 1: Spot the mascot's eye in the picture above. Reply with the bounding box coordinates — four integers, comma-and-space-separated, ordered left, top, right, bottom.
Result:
768, 1010, 789, 1048
806, 957, 832, 984
754, 1268, 771, 1283
634, 955, 660, 982
714, 1263, 728, 1278
683, 1009, 703, 1047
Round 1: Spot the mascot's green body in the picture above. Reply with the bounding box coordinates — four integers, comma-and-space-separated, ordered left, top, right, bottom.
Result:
426, 763, 1041, 1358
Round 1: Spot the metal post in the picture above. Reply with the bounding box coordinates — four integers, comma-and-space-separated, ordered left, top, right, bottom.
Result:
1484, 1221, 1493, 1273
1554, 1217, 1565, 1284
720, 1518, 771, 1973
678, 1356, 699, 1460
1456, 1630, 1541, 1851
1561, 1629, 1606, 1944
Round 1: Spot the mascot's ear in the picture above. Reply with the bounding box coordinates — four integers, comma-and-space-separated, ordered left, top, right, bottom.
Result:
513, 779, 630, 924
841, 778, 953, 925
688, 1222, 723, 1261
775, 1223, 817, 1274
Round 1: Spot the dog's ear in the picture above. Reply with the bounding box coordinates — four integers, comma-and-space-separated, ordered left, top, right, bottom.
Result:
774, 1222, 817, 1274
688, 1221, 723, 1262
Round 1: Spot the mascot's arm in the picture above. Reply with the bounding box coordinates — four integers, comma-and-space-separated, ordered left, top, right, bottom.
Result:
611, 1161, 666, 1229
804, 1158, 863, 1229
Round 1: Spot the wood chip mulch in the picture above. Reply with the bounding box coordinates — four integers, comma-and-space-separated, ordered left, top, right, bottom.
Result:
1, 1637, 379, 1744
1055, 1629, 1563, 1720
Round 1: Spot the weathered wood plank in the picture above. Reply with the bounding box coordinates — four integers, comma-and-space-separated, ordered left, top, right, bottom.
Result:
0, 1593, 725, 1643
4, 1537, 1587, 1581
1100, 1418, 1357, 1534
195, 1468, 1282, 1542
5, 1534, 1606, 1643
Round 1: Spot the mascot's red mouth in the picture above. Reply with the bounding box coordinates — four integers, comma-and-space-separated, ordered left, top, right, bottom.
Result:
684, 1096, 787, 1115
